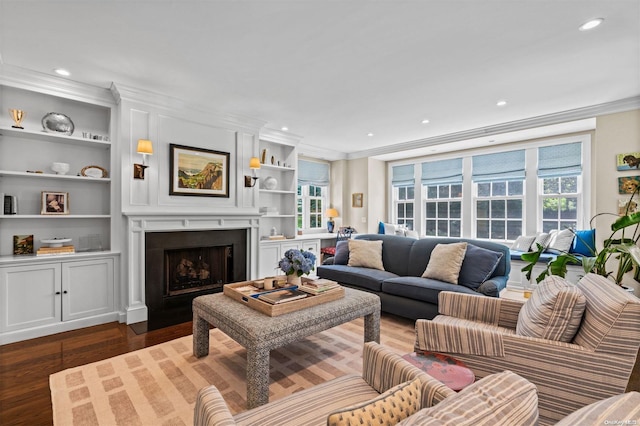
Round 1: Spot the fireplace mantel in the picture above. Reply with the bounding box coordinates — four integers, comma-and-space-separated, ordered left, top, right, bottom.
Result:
124, 212, 261, 324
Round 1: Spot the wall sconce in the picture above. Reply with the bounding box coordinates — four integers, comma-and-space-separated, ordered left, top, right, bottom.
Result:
326, 208, 339, 233
244, 157, 261, 187
134, 139, 153, 179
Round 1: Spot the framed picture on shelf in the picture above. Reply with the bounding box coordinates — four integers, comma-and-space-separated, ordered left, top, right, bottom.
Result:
13, 234, 34, 255
169, 144, 230, 197
352, 192, 363, 208
41, 191, 69, 215
616, 152, 640, 171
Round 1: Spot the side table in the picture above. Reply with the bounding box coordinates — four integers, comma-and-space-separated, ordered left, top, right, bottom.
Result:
402, 350, 475, 391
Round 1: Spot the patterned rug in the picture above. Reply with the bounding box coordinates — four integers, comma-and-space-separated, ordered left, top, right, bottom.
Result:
50, 317, 414, 426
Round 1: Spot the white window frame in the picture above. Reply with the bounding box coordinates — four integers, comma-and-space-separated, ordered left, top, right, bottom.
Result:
423, 183, 463, 237
538, 175, 582, 233
297, 184, 328, 231
393, 185, 415, 230
473, 179, 525, 240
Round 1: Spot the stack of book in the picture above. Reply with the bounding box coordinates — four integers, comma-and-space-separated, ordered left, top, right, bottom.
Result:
258, 289, 308, 304
299, 278, 340, 295
36, 245, 76, 256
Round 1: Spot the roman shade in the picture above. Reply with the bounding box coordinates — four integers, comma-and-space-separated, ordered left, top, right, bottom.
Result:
537, 142, 582, 178
392, 164, 415, 187
472, 150, 525, 182
298, 160, 329, 186
421, 158, 463, 185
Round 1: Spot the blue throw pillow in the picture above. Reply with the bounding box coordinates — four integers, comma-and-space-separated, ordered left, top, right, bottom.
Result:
378, 221, 385, 234
458, 244, 503, 290
333, 240, 350, 265
570, 229, 596, 256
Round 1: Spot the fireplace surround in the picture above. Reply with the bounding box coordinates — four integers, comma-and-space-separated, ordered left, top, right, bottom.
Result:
145, 229, 247, 329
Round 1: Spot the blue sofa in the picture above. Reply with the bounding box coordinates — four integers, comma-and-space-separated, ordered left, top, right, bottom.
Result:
317, 234, 511, 320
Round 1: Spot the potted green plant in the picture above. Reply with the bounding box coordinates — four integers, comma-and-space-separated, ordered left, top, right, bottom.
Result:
522, 185, 640, 286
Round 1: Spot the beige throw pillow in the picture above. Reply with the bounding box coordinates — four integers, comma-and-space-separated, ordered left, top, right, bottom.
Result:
327, 378, 422, 426
421, 242, 468, 284
348, 239, 384, 270
516, 275, 586, 342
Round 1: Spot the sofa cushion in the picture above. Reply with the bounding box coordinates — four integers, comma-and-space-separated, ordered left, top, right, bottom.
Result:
355, 234, 415, 276
348, 239, 384, 270
327, 378, 421, 426
532, 232, 551, 250
516, 275, 586, 342
382, 277, 478, 304
317, 265, 399, 292
555, 391, 640, 426
569, 229, 595, 257
511, 235, 536, 252
422, 243, 467, 284
545, 229, 574, 254
333, 240, 350, 265
458, 244, 503, 291
397, 371, 538, 426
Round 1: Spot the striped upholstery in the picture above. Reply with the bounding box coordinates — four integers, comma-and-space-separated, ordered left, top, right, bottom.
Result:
555, 392, 640, 425
438, 291, 524, 329
194, 385, 237, 426
415, 273, 640, 425
397, 370, 538, 426
516, 275, 586, 342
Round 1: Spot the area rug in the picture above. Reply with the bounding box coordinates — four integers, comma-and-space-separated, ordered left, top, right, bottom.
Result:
50, 318, 413, 426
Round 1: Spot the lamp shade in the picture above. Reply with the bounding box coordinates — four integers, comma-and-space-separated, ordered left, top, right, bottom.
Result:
249, 157, 261, 169
137, 139, 153, 155
326, 208, 339, 218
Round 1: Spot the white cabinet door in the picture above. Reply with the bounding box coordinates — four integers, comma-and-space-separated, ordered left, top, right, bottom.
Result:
62, 258, 114, 321
259, 244, 281, 278
0, 263, 61, 332
299, 239, 320, 269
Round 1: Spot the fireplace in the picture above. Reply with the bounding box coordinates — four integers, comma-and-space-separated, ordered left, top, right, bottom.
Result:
145, 229, 247, 330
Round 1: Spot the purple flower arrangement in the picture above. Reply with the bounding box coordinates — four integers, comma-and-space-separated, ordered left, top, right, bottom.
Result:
279, 248, 317, 277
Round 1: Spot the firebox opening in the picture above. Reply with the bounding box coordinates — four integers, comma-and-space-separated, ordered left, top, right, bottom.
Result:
166, 245, 231, 296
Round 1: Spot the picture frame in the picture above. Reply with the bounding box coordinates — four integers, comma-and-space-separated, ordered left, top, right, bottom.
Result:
618, 176, 640, 195
352, 192, 363, 208
169, 144, 230, 197
13, 234, 34, 255
616, 152, 640, 171
41, 191, 69, 215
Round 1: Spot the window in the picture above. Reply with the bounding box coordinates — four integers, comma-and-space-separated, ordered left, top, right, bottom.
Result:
422, 158, 463, 237
394, 185, 415, 230
297, 160, 330, 231
540, 177, 578, 232
297, 184, 326, 230
424, 184, 462, 237
475, 180, 524, 240
538, 142, 582, 232
391, 164, 415, 229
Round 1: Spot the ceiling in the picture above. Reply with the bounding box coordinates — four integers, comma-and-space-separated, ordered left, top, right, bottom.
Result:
1, 1, 639, 160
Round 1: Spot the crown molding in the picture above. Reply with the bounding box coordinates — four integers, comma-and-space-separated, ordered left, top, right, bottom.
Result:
110, 82, 267, 132
259, 127, 303, 146
0, 64, 115, 106
297, 142, 347, 161
348, 96, 640, 160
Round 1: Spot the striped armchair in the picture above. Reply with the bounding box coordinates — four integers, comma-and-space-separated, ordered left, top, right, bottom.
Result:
415, 273, 640, 426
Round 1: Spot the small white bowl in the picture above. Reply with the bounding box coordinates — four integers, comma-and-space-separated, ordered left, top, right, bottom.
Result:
51, 162, 70, 175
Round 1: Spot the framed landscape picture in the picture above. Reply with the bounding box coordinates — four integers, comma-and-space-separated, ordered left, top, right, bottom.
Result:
41, 191, 69, 215
13, 234, 34, 255
169, 144, 230, 197
352, 192, 363, 208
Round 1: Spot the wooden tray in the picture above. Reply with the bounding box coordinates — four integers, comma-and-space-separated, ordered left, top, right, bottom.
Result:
223, 279, 344, 317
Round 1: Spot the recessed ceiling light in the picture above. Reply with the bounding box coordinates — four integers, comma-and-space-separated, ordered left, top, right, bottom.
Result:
421, 119, 430, 124
281, 126, 289, 131
54, 68, 70, 76
367, 133, 374, 137
496, 100, 507, 107
579, 18, 604, 31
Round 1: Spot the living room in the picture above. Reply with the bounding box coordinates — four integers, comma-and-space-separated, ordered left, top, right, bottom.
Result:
1, 1, 640, 425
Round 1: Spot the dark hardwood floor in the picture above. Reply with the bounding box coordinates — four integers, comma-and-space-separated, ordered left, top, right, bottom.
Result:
0, 321, 194, 426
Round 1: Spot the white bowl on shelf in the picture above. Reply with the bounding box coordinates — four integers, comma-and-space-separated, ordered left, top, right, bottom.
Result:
41, 238, 72, 248
51, 162, 70, 175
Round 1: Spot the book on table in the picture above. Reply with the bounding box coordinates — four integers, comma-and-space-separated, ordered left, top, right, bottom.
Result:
258, 289, 308, 304
299, 279, 340, 294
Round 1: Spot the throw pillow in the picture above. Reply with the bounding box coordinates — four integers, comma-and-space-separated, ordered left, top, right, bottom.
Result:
511, 235, 536, 252
333, 240, 350, 265
532, 232, 551, 250
458, 244, 504, 290
545, 229, 574, 254
421, 242, 468, 285
348, 239, 384, 270
569, 229, 596, 257
327, 378, 421, 426
516, 275, 586, 342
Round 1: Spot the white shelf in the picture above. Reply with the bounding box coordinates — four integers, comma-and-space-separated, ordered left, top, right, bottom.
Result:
260, 163, 295, 172
0, 250, 120, 266
0, 215, 110, 219
262, 214, 296, 218
0, 170, 110, 182
259, 189, 296, 194
0, 126, 110, 149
